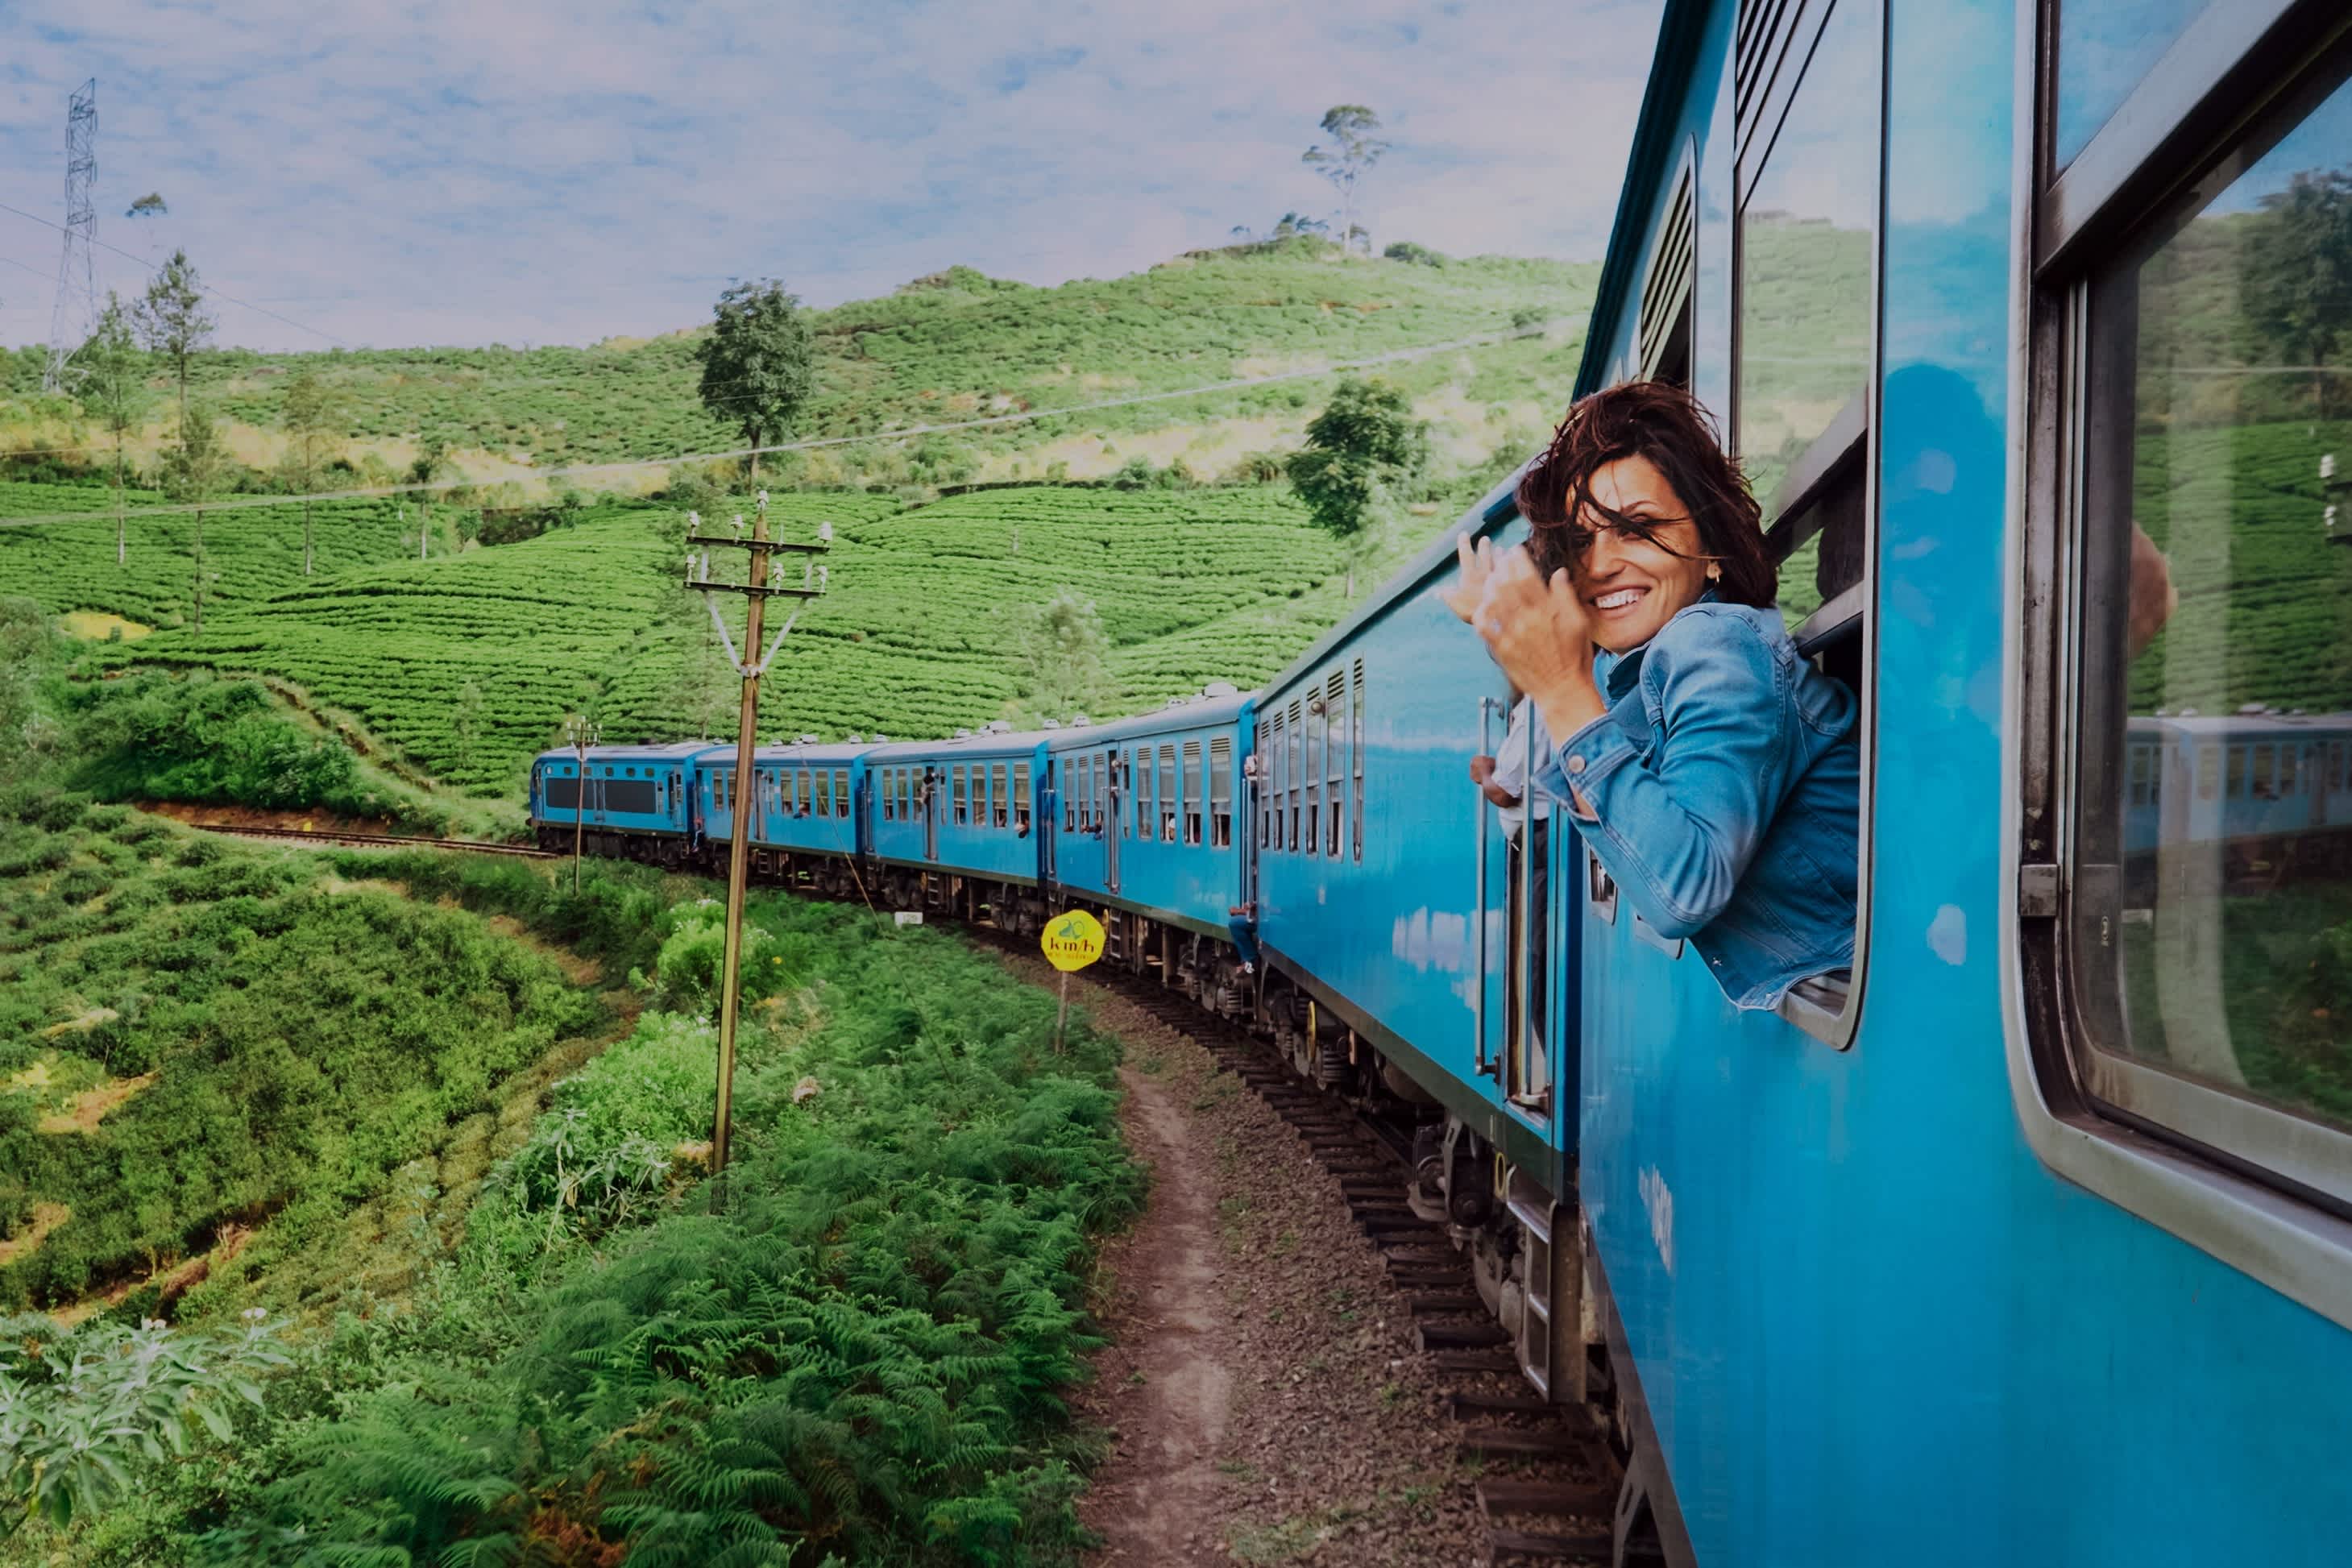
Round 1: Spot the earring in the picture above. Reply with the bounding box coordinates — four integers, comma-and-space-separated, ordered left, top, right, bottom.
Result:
1706, 565, 1720, 582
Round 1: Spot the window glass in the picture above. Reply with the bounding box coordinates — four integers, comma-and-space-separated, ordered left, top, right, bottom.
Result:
1014, 763, 1031, 832
1305, 707, 1321, 855
1136, 748, 1151, 838
1325, 674, 1346, 858
1065, 762, 1077, 830
2075, 60, 2352, 1147
1159, 745, 1177, 842
1736, 0, 1881, 630
1288, 703, 1304, 851
954, 764, 968, 824
1211, 736, 1234, 849
1266, 716, 1282, 850
2054, 0, 2209, 170
1183, 740, 1205, 846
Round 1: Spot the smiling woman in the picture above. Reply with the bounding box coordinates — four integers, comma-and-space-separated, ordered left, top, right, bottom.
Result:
1446, 380, 1860, 1010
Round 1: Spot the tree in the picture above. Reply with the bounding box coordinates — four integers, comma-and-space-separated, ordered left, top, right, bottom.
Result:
78, 292, 150, 566
164, 404, 231, 633
407, 436, 450, 559
2244, 168, 2352, 419
1286, 377, 1428, 537
280, 367, 342, 575
1301, 106, 1390, 256
1015, 591, 1110, 723
695, 279, 815, 481
131, 249, 214, 425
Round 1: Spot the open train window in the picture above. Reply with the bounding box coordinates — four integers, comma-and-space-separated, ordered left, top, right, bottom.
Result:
1158, 745, 1177, 843
2022, 2, 2352, 1320
1135, 749, 1151, 840
1732, 0, 1881, 1043
1014, 763, 1031, 833
1183, 741, 1204, 845
1211, 736, 1233, 848
1324, 671, 1346, 857
1287, 701, 1304, 852
836, 769, 849, 815
991, 764, 1009, 829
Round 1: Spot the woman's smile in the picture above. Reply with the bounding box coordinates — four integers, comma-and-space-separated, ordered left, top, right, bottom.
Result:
1588, 584, 1649, 615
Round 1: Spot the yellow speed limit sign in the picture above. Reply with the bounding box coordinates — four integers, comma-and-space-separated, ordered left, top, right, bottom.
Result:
1041, 910, 1107, 973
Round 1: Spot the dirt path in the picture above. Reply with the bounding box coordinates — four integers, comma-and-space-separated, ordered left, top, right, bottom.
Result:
993, 952, 1489, 1567
1084, 1060, 1235, 1563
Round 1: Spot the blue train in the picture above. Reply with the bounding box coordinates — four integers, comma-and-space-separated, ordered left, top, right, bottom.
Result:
533, 0, 2352, 1558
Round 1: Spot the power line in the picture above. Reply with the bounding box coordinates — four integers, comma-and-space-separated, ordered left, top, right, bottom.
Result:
0, 197, 356, 350
0, 321, 1560, 529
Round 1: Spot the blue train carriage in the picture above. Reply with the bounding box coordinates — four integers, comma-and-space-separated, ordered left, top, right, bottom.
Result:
2123, 711, 2352, 890
529, 740, 716, 865
1246, 478, 1587, 1399
741, 736, 873, 899
862, 724, 1052, 930
1043, 686, 1255, 998
1558, 0, 2352, 1562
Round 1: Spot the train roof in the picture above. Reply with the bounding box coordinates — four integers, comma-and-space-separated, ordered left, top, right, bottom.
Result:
1045, 690, 1255, 747
2130, 711, 2352, 738
698, 740, 873, 770
533, 740, 730, 765
861, 727, 1057, 763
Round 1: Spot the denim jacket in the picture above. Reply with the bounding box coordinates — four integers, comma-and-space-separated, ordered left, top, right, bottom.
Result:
1529, 595, 1859, 1010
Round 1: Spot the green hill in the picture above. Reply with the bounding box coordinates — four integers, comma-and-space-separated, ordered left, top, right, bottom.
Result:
2, 245, 1595, 493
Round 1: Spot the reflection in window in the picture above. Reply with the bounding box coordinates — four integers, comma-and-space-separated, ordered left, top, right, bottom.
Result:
2054, 0, 2209, 170
2080, 63, 2352, 1141
1736, 0, 1880, 632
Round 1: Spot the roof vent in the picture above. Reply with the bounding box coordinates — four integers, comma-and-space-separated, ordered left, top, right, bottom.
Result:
2178, 708, 2198, 718
1041, 719, 1061, 730
955, 727, 973, 738
985, 720, 1011, 734
873, 733, 889, 744
2154, 707, 2170, 717
847, 732, 865, 743
2240, 703, 2267, 715
1165, 696, 1188, 708
796, 732, 819, 745
1069, 713, 1091, 727
1202, 681, 1238, 699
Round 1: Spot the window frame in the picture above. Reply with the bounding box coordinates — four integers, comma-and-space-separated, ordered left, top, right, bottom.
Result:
1211, 735, 1234, 849
1352, 659, 1367, 861
1158, 745, 1178, 843
1182, 740, 1205, 846
1729, 0, 1887, 1050
2014, 0, 2352, 1331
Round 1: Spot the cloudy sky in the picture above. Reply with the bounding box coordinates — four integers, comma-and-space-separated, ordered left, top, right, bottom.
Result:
0, 0, 1661, 352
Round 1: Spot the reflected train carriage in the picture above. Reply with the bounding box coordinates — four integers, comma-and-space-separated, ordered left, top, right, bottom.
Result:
528, 741, 720, 864
2123, 712, 2352, 887
863, 724, 1052, 930
1043, 687, 1254, 1000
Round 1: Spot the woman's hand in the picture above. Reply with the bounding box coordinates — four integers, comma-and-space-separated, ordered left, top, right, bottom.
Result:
1440, 533, 1497, 624
1473, 545, 1607, 739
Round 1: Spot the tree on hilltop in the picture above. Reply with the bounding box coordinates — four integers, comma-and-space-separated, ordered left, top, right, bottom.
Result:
695, 279, 815, 482
1015, 591, 1110, 724
164, 404, 232, 633
280, 367, 344, 575
2244, 168, 2352, 418
1303, 106, 1390, 257
132, 249, 214, 425
1287, 376, 1427, 537
78, 292, 150, 567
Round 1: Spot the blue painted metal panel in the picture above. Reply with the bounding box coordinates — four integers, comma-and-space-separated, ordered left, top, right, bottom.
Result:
863, 734, 1050, 883
527, 741, 711, 840
1569, 1, 2352, 1563
745, 743, 870, 861
1047, 698, 1255, 933
1252, 501, 1564, 1159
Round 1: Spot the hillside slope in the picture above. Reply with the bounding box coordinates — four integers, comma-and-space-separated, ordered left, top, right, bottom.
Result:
2, 246, 1595, 494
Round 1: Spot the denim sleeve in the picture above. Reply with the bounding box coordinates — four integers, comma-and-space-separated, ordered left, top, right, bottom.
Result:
1533, 612, 1791, 940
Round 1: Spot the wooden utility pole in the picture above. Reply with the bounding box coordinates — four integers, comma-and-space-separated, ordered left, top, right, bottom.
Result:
566, 714, 599, 893
685, 492, 831, 1184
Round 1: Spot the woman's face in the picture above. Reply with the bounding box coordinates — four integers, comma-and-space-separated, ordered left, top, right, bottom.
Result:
1567, 454, 1714, 653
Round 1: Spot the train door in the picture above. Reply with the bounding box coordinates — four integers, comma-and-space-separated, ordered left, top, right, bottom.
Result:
1105, 749, 1122, 894
923, 765, 940, 861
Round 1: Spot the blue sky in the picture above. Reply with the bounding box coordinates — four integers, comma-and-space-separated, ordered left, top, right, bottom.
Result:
0, 0, 1660, 351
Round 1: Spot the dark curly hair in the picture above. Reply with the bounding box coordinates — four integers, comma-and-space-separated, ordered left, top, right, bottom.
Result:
1513, 381, 1776, 609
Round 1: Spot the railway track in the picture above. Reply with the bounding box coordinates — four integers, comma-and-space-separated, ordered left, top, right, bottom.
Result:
185, 822, 558, 858
973, 927, 1636, 1565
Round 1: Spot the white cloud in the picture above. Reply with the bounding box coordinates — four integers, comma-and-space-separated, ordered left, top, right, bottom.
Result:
0, 0, 1661, 350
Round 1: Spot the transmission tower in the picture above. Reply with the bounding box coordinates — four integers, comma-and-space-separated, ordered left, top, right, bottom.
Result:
43, 79, 97, 395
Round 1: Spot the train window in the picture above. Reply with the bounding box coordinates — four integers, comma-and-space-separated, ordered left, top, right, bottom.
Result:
1064, 762, 1077, 831
1352, 659, 1366, 861
2197, 743, 2220, 802
1736, 0, 1880, 657
1288, 700, 1304, 852
987, 763, 1005, 828
1135, 748, 1151, 839
952, 765, 967, 825
1014, 764, 1031, 833
1325, 671, 1346, 858
1158, 745, 1177, 842
1210, 736, 1234, 849
2335, 744, 2347, 792
816, 771, 831, 818
2054, 39, 2352, 1214
1305, 705, 1321, 855
1263, 712, 1281, 851
836, 770, 849, 815
793, 771, 808, 815
1183, 741, 1204, 846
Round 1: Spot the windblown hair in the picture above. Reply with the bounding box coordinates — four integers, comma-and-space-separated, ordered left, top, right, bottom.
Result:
1514, 380, 1777, 609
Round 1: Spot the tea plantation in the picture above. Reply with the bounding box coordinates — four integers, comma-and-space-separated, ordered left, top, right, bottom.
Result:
72, 484, 1350, 794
